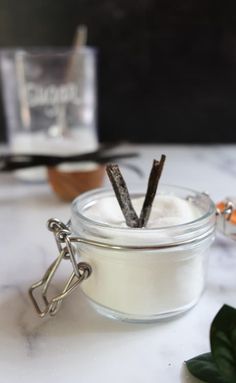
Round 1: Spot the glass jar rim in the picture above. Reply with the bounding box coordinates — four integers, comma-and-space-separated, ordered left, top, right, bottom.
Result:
71, 184, 216, 234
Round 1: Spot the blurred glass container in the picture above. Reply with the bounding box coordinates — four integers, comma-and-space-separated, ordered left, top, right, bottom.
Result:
0, 47, 98, 181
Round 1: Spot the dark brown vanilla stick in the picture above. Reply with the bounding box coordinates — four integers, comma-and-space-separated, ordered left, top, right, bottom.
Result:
0, 150, 138, 172
139, 155, 166, 227
106, 164, 140, 228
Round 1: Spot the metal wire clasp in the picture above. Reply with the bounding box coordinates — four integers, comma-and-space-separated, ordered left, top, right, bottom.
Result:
29, 218, 92, 318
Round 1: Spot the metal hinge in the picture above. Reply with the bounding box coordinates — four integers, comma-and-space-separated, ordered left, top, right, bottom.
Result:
29, 218, 92, 318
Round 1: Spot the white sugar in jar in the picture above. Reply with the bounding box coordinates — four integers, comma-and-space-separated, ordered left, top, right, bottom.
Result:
71, 185, 216, 322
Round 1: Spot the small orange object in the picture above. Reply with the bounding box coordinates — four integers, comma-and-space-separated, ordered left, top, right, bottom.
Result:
216, 201, 236, 225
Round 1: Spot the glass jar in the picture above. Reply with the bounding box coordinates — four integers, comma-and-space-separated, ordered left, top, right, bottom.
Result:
0, 47, 98, 182
69, 185, 216, 322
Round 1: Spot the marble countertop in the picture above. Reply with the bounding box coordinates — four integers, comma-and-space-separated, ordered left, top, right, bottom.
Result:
1, 144, 236, 383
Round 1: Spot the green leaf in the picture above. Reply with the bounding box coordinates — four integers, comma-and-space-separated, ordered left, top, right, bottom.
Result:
185, 352, 226, 383
210, 305, 236, 382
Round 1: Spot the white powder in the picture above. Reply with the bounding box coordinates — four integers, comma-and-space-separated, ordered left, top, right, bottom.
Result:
73, 193, 213, 320
85, 194, 201, 228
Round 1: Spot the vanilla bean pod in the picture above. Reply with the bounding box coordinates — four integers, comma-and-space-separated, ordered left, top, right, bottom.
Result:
139, 155, 166, 227
106, 155, 166, 229
106, 164, 140, 228
0, 151, 138, 172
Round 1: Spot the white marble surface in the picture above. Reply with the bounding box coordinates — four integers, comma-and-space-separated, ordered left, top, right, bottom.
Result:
1, 144, 236, 383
